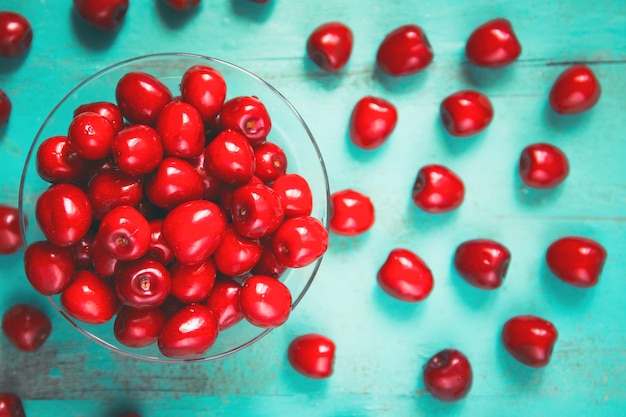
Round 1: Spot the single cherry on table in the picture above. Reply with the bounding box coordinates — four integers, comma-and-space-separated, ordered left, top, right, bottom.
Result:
0, 205, 24, 255
0, 392, 26, 417
440, 90, 494, 137
377, 248, 434, 302
454, 239, 511, 290
412, 164, 465, 214
465, 18, 522, 67
288, 333, 336, 379
376, 24, 434, 76
349, 96, 398, 150
0, 11, 33, 58
423, 348, 473, 402
546, 236, 607, 288
329, 189, 375, 236
2, 304, 52, 352
501, 315, 558, 368
306, 22, 354, 72
518, 142, 569, 189
549, 64, 601, 115
73, 0, 129, 31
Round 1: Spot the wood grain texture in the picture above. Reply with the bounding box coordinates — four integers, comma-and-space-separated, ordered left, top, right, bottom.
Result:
1, 0, 625, 416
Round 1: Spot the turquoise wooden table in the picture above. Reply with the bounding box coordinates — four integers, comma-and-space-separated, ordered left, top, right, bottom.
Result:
1, 1, 625, 416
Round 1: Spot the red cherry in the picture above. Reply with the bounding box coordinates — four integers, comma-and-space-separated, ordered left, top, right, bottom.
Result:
73, 0, 129, 31
114, 306, 166, 348
190, 152, 223, 201
204, 278, 244, 331
204, 129, 255, 186
96, 205, 151, 261
377, 248, 433, 302
157, 304, 219, 358
454, 239, 511, 290
71, 230, 95, 270
35, 183, 93, 247
146, 219, 174, 265
156, 100, 205, 159
91, 236, 123, 277
87, 169, 143, 219
24, 240, 75, 295
212, 226, 262, 277
36, 135, 87, 184
180, 65, 227, 124
254, 141, 287, 184
74, 101, 124, 134
349, 96, 398, 150
271, 173, 313, 218
163, 0, 201, 11
115, 258, 171, 309
376, 24, 433, 76
0, 88, 12, 127
112, 124, 164, 176
67, 111, 115, 160
169, 259, 216, 304
518, 143, 569, 189
546, 236, 606, 288
306, 22, 353, 72
60, 270, 117, 324
412, 164, 465, 214
2, 304, 52, 352
0, 205, 23, 255
423, 349, 473, 402
240, 275, 292, 328
272, 215, 328, 268
220, 96, 272, 146
0, 11, 33, 57
501, 315, 558, 367
329, 189, 375, 236
251, 239, 287, 278
161, 200, 226, 265
231, 183, 284, 239
287, 333, 336, 379
440, 90, 493, 137
0, 393, 25, 417
465, 18, 522, 67
145, 157, 205, 210
549, 65, 601, 114
115, 72, 172, 125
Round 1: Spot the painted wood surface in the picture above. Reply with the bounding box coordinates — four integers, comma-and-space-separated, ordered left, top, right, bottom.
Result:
1, 1, 625, 416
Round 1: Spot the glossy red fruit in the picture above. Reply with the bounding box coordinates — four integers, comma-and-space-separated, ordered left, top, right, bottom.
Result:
0, 205, 23, 254
412, 164, 465, 214
115, 72, 172, 125
35, 183, 93, 247
71, 230, 95, 270
240, 275, 292, 328
0, 392, 25, 417
87, 169, 143, 219
67, 111, 115, 160
145, 157, 205, 210
440, 90, 493, 137
213, 226, 262, 277
74, 101, 124, 134
36, 135, 87, 183
454, 239, 511, 290
115, 258, 171, 309
114, 306, 166, 348
24, 240, 75, 295
501, 315, 558, 367
96, 205, 151, 261
190, 152, 223, 201
112, 124, 164, 176
546, 236, 606, 288
349, 96, 398, 150
549, 65, 601, 114
231, 183, 284, 239
423, 349, 473, 402
161, 199, 226, 265
306, 22, 353, 72
91, 236, 123, 277
204, 129, 255, 186
220, 96, 272, 146
465, 18, 521, 67
163, 0, 201, 11
272, 215, 328, 268
254, 141, 287, 184
169, 259, 216, 304
204, 278, 244, 330
518, 143, 569, 189
329, 189, 375, 236
2, 304, 51, 352
271, 174, 313, 218
287, 334, 336, 379
158, 304, 219, 358
60, 270, 117, 324
0, 89, 11, 127
73, 0, 129, 30
376, 24, 433, 76
156, 100, 205, 159
0, 11, 33, 57
180, 65, 227, 123
146, 219, 174, 265
377, 248, 433, 302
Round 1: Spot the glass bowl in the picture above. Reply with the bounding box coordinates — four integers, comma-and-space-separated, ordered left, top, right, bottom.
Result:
18, 53, 330, 363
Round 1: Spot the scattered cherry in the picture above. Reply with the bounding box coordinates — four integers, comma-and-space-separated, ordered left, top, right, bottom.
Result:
329, 189, 375, 236
546, 236, 606, 288
412, 164, 465, 214
240, 275, 292, 328
501, 315, 558, 368
549, 64, 601, 114
306, 22, 354, 72
73, 0, 129, 31
423, 349, 473, 402
440, 90, 494, 137
2, 304, 51, 352
0, 11, 33, 58
288, 333, 336, 379
377, 248, 433, 302
349, 96, 398, 150
0, 205, 23, 255
518, 143, 569, 189
376, 24, 433, 76
465, 18, 522, 67
454, 239, 511, 290
0, 392, 25, 417
163, 0, 201, 11
0, 89, 11, 127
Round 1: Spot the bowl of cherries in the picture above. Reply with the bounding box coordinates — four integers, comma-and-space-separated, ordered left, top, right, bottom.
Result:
18, 52, 330, 363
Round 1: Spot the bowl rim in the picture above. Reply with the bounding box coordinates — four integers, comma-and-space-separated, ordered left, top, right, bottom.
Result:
18, 52, 331, 363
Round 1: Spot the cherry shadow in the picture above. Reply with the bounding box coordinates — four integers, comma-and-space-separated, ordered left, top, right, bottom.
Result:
542, 100, 595, 133
70, 9, 119, 51
406, 195, 460, 234
495, 327, 547, 389
155, 0, 201, 30
373, 66, 429, 93
448, 260, 497, 310
434, 113, 487, 156
229, 0, 275, 23
513, 162, 565, 207
371, 281, 427, 322
539, 260, 596, 310
303, 56, 352, 91
460, 60, 518, 89
0, 54, 30, 74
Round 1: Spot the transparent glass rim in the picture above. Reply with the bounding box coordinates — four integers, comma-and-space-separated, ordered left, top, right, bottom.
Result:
18, 52, 331, 363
